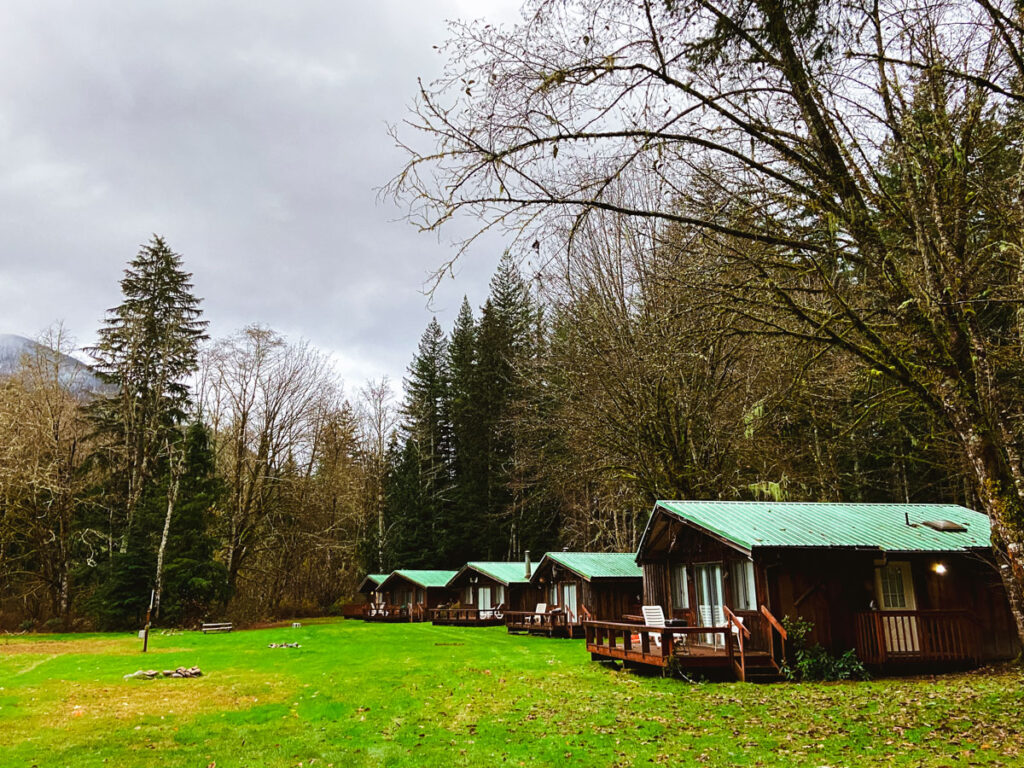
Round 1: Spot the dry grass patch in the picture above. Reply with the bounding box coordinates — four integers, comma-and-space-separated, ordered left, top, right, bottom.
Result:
0, 637, 137, 656
3, 673, 293, 747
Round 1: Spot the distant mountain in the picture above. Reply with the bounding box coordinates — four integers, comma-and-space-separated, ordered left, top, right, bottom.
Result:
0, 333, 111, 395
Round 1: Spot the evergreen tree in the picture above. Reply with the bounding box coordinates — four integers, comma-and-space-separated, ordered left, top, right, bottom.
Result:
444, 298, 484, 564
388, 319, 451, 565
473, 255, 539, 558
85, 235, 207, 627
157, 421, 228, 625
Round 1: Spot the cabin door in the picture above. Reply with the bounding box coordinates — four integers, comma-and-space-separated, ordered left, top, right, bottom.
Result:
694, 564, 725, 647
875, 561, 920, 654
562, 583, 578, 622
478, 586, 493, 618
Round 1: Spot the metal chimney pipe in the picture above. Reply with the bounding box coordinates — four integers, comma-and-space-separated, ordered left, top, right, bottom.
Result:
524, 550, 532, 579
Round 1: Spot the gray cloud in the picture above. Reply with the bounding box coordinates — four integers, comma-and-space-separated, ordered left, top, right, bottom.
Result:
0, 0, 519, 393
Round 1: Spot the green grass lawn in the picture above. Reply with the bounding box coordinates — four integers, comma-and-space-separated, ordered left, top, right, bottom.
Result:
1, 620, 1022, 767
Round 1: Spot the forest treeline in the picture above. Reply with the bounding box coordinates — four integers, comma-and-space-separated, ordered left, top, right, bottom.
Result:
0, 234, 973, 632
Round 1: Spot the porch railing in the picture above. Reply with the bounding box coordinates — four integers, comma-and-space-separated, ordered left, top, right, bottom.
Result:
724, 607, 750, 681
504, 609, 569, 633
583, 620, 739, 665
431, 606, 505, 623
364, 603, 410, 620
760, 605, 787, 670
854, 610, 979, 665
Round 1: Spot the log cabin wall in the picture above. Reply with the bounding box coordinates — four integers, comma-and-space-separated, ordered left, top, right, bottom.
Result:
425, 586, 454, 609
583, 579, 643, 621
642, 563, 669, 610
509, 583, 543, 612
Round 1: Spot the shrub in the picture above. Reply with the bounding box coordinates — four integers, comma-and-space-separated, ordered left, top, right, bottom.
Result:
781, 616, 869, 682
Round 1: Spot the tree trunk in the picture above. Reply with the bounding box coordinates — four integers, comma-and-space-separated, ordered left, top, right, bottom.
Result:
953, 415, 1024, 650
153, 447, 184, 621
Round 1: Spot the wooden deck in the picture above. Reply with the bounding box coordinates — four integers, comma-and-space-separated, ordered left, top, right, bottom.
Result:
504, 610, 571, 637
362, 603, 427, 622
431, 607, 505, 627
586, 605, 788, 682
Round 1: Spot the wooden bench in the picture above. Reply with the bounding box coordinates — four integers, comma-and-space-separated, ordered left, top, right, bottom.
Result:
201, 622, 233, 634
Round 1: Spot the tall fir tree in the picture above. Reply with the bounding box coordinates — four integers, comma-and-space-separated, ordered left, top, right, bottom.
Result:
85, 235, 208, 627
386, 319, 451, 566
444, 298, 484, 564
472, 254, 540, 558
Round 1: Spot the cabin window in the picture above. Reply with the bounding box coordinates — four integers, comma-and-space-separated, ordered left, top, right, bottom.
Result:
548, 583, 558, 605
416, 588, 424, 605
495, 585, 506, 606
876, 562, 916, 610
729, 560, 756, 611
671, 565, 689, 610
463, 586, 473, 605
562, 583, 578, 620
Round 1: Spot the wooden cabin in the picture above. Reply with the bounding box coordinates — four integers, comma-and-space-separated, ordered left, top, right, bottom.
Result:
355, 573, 390, 619
586, 501, 1020, 681
433, 561, 540, 626
371, 570, 457, 622
508, 552, 642, 638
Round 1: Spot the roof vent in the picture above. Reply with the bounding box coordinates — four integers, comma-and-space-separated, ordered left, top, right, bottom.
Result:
922, 520, 967, 533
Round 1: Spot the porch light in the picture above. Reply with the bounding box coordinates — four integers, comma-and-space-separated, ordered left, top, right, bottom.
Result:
932, 562, 947, 575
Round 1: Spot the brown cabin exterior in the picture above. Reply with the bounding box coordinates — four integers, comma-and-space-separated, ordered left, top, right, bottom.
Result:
434, 561, 542, 626
509, 552, 642, 638
371, 570, 457, 622
586, 501, 1019, 681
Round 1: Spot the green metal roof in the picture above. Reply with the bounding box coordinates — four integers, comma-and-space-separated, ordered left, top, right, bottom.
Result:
650, 501, 991, 553
357, 573, 389, 592
385, 569, 458, 589
456, 561, 533, 586
542, 552, 643, 580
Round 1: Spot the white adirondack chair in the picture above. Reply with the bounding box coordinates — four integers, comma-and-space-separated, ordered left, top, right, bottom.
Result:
530, 603, 548, 625
641, 605, 666, 648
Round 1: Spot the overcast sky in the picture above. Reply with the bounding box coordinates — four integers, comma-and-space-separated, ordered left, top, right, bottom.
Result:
0, 0, 521, 395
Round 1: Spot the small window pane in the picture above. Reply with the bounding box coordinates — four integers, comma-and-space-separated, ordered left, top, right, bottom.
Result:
729, 561, 756, 611
671, 565, 689, 610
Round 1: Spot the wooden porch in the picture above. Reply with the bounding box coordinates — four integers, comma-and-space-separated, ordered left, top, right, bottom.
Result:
854, 610, 980, 665
363, 603, 428, 622
504, 609, 572, 637
585, 605, 788, 682
431, 607, 506, 627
